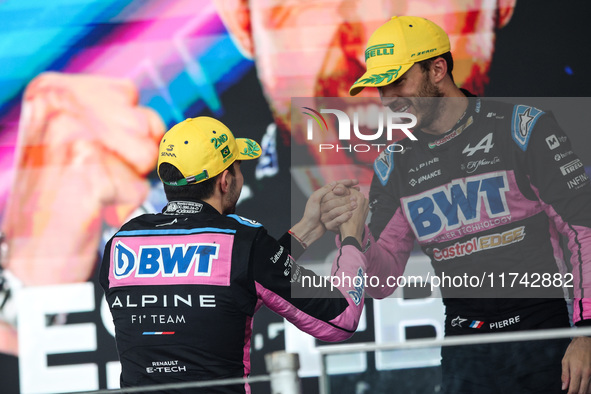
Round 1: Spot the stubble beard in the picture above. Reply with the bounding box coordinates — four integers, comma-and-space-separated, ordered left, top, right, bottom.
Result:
413, 74, 445, 130
222, 180, 240, 215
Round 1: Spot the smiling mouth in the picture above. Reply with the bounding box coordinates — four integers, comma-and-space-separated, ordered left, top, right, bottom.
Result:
389, 102, 411, 113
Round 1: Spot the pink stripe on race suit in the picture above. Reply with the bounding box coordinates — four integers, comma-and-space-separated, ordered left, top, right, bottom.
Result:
256, 282, 353, 343
529, 184, 591, 324
255, 246, 366, 343
243, 315, 253, 393
108, 233, 233, 287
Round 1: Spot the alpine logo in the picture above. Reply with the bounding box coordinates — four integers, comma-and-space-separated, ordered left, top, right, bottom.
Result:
402, 172, 510, 241
408, 157, 439, 173
463, 133, 494, 157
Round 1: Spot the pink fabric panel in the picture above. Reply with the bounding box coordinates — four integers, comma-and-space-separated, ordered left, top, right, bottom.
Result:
108, 233, 234, 287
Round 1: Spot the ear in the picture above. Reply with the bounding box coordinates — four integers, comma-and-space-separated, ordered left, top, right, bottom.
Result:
214, 0, 255, 59
219, 168, 233, 194
430, 57, 448, 84
496, 0, 516, 28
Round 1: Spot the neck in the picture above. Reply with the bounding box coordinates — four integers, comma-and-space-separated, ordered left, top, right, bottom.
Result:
422, 84, 469, 136
203, 196, 224, 214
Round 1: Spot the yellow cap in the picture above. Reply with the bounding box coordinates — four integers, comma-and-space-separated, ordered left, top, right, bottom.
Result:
157, 117, 261, 186
349, 16, 451, 96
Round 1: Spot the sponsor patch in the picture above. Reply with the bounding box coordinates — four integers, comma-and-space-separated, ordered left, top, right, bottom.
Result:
567, 173, 590, 190
109, 233, 233, 287
554, 150, 574, 161
461, 156, 501, 174
408, 157, 439, 173
347, 267, 365, 306
429, 116, 473, 149
511, 105, 544, 151
403, 172, 510, 241
409, 169, 442, 187
451, 316, 467, 327
163, 201, 203, 215
560, 159, 583, 176
374, 149, 394, 186
433, 226, 525, 261
270, 246, 284, 264
545, 134, 560, 150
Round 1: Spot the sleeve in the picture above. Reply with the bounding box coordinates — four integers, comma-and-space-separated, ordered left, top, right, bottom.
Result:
517, 107, 591, 325
252, 228, 366, 342
99, 237, 114, 294
344, 157, 415, 299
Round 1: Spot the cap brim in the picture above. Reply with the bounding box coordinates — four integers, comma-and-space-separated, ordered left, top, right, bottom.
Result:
235, 138, 262, 160
349, 63, 414, 96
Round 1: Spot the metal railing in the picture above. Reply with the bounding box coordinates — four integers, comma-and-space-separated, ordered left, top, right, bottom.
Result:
315, 326, 591, 394
67, 351, 301, 394
60, 326, 591, 394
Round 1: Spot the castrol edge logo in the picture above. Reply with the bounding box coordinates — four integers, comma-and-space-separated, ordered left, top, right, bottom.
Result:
433, 226, 525, 261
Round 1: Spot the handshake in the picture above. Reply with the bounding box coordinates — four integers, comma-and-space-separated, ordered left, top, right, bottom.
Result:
290, 179, 369, 251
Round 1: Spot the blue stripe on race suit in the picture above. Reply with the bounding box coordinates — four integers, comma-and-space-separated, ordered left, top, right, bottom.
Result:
117, 228, 237, 236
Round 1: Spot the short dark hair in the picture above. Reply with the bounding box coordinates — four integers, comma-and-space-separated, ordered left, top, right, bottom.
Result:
158, 162, 234, 201
417, 52, 455, 83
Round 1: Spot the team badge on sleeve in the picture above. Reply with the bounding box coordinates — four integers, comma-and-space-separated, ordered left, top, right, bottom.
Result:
374, 149, 394, 186
347, 267, 365, 306
511, 105, 544, 151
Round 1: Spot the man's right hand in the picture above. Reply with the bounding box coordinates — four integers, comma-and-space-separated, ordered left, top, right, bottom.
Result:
338, 189, 369, 246
320, 178, 361, 233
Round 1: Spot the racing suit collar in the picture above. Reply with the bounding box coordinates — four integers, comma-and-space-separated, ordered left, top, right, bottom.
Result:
415, 96, 481, 151
162, 199, 218, 215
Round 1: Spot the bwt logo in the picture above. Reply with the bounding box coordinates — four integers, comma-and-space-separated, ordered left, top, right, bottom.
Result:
113, 241, 220, 278
302, 107, 418, 141
403, 173, 510, 240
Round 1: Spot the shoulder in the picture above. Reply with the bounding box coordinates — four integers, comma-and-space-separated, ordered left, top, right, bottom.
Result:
478, 100, 552, 152
115, 213, 155, 233
508, 103, 547, 152
373, 141, 413, 186
226, 214, 264, 229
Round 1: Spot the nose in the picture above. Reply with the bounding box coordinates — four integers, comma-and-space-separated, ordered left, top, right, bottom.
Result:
379, 84, 400, 108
